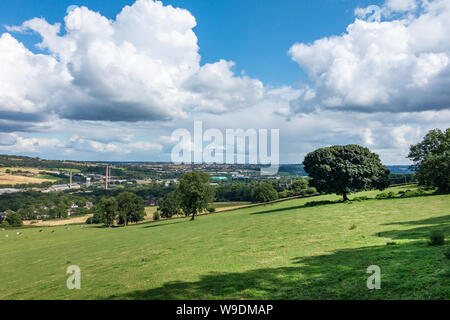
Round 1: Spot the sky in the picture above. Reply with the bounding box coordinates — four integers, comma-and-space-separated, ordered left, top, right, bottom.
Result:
0, 0, 449, 164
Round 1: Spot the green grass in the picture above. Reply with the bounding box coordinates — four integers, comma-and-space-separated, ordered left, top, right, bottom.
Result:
0, 186, 448, 300
34, 174, 59, 180
213, 202, 252, 209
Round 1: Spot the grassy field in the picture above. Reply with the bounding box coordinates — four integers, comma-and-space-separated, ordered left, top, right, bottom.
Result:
0, 167, 59, 185
0, 185, 448, 300
213, 202, 252, 209
23, 215, 92, 227
144, 202, 253, 222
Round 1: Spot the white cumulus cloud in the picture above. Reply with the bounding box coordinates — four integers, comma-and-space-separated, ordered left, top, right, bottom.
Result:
0, 0, 264, 124
289, 0, 450, 114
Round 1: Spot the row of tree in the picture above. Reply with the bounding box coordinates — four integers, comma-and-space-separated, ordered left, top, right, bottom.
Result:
214, 179, 317, 202
90, 192, 146, 227
0, 181, 174, 219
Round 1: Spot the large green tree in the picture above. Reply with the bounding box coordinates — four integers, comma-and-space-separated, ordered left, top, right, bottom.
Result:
98, 197, 118, 227
117, 192, 145, 226
177, 172, 215, 221
251, 183, 279, 203
408, 128, 449, 193
303, 145, 390, 201
158, 191, 181, 219
6, 211, 23, 227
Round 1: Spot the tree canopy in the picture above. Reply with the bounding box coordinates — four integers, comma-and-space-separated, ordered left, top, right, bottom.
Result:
6, 211, 23, 227
117, 192, 145, 226
251, 183, 279, 203
177, 172, 215, 221
98, 197, 118, 227
408, 128, 449, 193
158, 191, 181, 219
303, 145, 390, 201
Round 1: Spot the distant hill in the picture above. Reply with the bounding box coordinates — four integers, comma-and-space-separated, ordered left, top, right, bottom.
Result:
278, 164, 414, 176
386, 165, 414, 174
0, 154, 414, 176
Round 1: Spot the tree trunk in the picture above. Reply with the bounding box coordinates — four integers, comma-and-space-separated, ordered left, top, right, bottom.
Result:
190, 212, 196, 221
343, 192, 349, 201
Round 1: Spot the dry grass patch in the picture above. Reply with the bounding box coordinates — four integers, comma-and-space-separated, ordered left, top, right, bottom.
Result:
23, 214, 92, 226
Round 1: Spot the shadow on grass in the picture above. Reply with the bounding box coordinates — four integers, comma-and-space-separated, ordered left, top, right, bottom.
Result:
106, 223, 450, 300
382, 215, 450, 226
377, 215, 450, 241
251, 193, 445, 216
251, 200, 340, 215
143, 220, 189, 229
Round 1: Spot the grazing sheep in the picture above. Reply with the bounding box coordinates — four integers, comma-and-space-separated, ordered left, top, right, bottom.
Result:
5, 234, 8, 238
39, 229, 44, 233
16, 232, 22, 236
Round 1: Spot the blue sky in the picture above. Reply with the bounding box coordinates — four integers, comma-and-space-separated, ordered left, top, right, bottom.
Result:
0, 0, 384, 86
0, 0, 449, 164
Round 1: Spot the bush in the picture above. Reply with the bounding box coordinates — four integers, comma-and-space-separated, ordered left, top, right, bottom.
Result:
376, 192, 388, 199
376, 191, 395, 199
6, 212, 23, 227
352, 196, 370, 202
207, 206, 216, 213
290, 179, 309, 192
278, 191, 288, 199
400, 189, 426, 197
153, 211, 161, 221
251, 183, 279, 203
429, 230, 445, 246
306, 187, 317, 195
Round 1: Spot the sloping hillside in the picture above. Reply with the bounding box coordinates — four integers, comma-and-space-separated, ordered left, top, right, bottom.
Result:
0, 186, 448, 300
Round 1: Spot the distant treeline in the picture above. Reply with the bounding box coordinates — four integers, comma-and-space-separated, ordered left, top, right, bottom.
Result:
277, 164, 414, 176
0, 154, 158, 179
388, 173, 417, 185
214, 178, 316, 202
1, 178, 307, 216
0, 183, 175, 219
